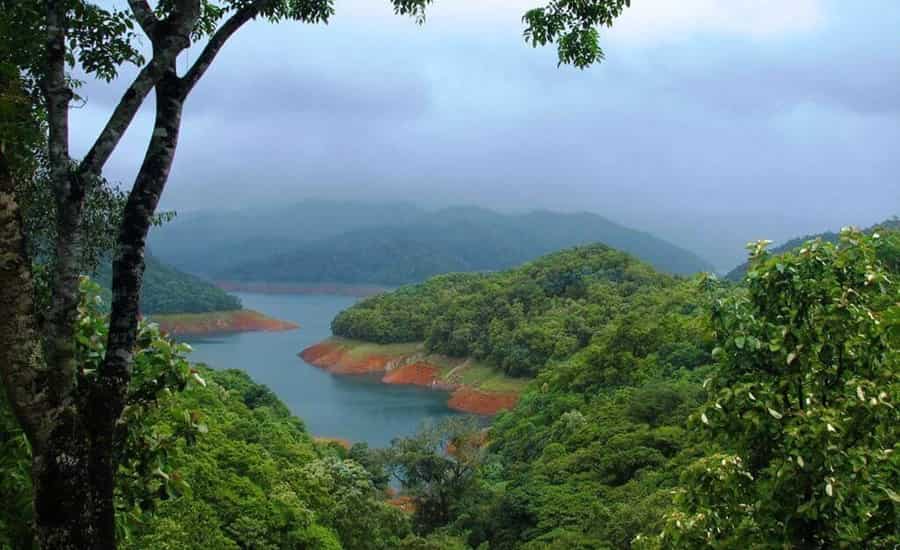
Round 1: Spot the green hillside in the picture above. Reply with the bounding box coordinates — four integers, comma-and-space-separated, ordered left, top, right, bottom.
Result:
328, 230, 898, 548
94, 255, 242, 314
0, 294, 436, 548
219, 206, 713, 285
331, 243, 688, 377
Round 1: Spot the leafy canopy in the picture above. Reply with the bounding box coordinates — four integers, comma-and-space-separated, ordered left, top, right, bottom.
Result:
652, 229, 899, 549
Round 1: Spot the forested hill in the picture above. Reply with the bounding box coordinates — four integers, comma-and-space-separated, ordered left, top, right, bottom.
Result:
328, 241, 717, 546
331, 243, 696, 377
724, 217, 899, 281
212, 205, 714, 285
94, 255, 242, 314
324, 229, 899, 549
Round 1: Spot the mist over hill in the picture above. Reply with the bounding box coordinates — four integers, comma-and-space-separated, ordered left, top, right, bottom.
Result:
149, 200, 424, 276
150, 201, 715, 284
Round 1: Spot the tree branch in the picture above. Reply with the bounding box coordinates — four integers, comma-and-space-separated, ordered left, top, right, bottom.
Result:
181, 4, 260, 95
79, 60, 167, 176
80, 0, 201, 176
127, 0, 158, 37
95, 65, 185, 436
44, 0, 82, 409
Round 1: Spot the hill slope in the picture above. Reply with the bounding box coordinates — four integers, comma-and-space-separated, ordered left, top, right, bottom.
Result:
219, 206, 714, 285
329, 243, 694, 376
94, 255, 242, 314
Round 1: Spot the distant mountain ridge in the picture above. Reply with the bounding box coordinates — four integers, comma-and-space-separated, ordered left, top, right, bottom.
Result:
150, 201, 714, 285
149, 200, 425, 276
725, 217, 899, 281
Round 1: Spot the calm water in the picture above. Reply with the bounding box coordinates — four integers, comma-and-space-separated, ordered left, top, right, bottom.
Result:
184, 293, 460, 448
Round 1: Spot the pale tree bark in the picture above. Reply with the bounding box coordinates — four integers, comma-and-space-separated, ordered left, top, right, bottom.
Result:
0, 0, 201, 547
94, 0, 264, 465
0, 0, 266, 547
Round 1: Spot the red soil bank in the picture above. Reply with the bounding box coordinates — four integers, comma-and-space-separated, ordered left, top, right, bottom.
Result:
381, 362, 441, 387
447, 387, 519, 416
156, 310, 298, 337
299, 341, 393, 374
313, 437, 352, 450
301, 340, 521, 415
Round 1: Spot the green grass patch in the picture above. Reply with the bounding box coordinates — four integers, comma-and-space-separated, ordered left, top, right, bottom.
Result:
327, 336, 422, 359
443, 361, 531, 393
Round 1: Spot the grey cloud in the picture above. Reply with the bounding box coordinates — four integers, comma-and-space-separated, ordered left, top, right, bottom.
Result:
69, 1, 900, 273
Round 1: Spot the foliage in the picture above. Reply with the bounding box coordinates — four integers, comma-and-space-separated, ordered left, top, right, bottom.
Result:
0, 391, 31, 548
650, 229, 899, 549
0, 281, 412, 549
724, 217, 899, 281
0, 279, 206, 548
334, 244, 682, 376
384, 417, 488, 534
339, 228, 897, 549
460, 281, 713, 549
524, 0, 630, 67
337, 243, 715, 548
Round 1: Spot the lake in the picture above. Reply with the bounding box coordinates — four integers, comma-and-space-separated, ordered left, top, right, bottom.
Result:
184, 292, 461, 448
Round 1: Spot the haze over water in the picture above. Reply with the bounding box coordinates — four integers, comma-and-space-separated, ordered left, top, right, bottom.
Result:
185, 292, 460, 448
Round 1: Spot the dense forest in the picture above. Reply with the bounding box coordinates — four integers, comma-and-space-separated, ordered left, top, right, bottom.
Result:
0, 282, 454, 549
93, 255, 242, 315
332, 244, 689, 377
2, 1, 898, 548
329, 228, 899, 548
152, 204, 714, 283
1, 231, 896, 548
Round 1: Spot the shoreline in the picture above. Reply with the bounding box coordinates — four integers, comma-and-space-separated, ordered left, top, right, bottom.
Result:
150, 309, 299, 337
299, 338, 527, 416
216, 281, 390, 298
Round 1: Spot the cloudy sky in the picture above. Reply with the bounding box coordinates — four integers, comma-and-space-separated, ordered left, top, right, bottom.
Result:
72, 0, 899, 271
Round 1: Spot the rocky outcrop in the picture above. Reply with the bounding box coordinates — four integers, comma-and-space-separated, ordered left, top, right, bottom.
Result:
152, 309, 298, 337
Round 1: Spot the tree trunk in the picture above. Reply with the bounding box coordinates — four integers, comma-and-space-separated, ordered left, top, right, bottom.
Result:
31, 414, 95, 549
0, 145, 95, 548
83, 68, 187, 549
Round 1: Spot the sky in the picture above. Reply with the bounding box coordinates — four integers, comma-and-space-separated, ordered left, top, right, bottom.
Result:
71, 0, 900, 271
